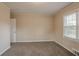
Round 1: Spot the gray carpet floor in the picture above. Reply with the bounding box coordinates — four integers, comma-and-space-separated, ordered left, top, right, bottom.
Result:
2, 41, 74, 56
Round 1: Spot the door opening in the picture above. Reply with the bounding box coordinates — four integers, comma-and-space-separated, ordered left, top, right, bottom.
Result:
10, 18, 16, 43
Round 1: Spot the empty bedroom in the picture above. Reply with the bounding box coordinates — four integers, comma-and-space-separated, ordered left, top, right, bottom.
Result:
0, 2, 79, 56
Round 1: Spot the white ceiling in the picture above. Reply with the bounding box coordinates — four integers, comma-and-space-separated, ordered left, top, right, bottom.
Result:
4, 2, 71, 15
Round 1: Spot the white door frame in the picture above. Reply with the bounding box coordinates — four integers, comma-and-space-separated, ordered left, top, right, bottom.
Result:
10, 18, 16, 43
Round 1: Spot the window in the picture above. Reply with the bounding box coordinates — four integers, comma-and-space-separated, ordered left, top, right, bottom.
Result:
64, 12, 77, 39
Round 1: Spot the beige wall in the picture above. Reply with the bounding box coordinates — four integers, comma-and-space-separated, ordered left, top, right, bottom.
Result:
13, 13, 54, 42
0, 3, 10, 55
54, 3, 79, 54
10, 2, 79, 54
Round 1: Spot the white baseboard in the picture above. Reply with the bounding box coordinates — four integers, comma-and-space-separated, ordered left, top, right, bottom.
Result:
54, 41, 75, 55
0, 46, 10, 56
16, 40, 54, 42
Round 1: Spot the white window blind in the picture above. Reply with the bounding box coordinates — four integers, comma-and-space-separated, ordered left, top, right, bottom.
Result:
64, 12, 77, 39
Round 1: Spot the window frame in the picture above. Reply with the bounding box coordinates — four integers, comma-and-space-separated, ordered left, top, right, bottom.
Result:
63, 11, 79, 41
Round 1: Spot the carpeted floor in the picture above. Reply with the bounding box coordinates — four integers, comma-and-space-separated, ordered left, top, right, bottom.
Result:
2, 41, 74, 56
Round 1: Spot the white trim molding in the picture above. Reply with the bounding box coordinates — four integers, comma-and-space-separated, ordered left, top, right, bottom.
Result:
54, 41, 76, 55
0, 46, 10, 56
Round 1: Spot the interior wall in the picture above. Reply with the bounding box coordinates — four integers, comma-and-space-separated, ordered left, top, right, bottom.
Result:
0, 3, 10, 55
13, 13, 54, 42
54, 3, 79, 54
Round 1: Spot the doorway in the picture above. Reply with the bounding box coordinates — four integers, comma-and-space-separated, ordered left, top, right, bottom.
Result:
10, 18, 16, 43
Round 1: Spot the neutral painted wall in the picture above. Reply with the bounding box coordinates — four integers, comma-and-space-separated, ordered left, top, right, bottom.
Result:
54, 3, 79, 53
13, 13, 54, 42
0, 3, 10, 55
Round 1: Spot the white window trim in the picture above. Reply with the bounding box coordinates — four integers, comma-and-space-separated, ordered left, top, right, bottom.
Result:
63, 10, 79, 42
76, 11, 79, 40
